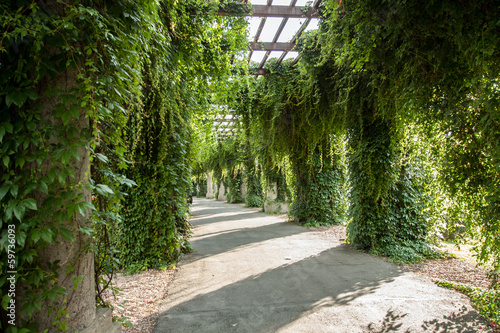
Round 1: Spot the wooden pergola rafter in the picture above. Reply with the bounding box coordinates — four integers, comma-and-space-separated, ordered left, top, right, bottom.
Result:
214, 0, 322, 141
219, 0, 322, 75
211, 111, 242, 142
247, 0, 321, 74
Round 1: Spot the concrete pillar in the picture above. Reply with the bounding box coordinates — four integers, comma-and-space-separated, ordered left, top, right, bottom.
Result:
31, 70, 103, 331
240, 181, 247, 200
26, 3, 120, 328
206, 172, 214, 199
217, 182, 227, 201
264, 182, 289, 214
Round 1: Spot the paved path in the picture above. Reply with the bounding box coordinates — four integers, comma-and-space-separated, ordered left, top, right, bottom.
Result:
154, 198, 489, 332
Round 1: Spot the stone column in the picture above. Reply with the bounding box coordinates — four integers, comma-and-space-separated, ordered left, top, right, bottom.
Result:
264, 183, 289, 214
31, 74, 96, 331
206, 171, 214, 199
240, 181, 247, 201
217, 182, 227, 201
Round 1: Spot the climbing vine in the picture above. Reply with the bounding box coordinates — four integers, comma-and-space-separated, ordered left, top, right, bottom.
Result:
321, 0, 500, 268
0, 0, 150, 330
1, 0, 247, 331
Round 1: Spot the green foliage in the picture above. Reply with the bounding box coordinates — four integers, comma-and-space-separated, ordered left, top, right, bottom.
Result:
230, 56, 348, 223
290, 141, 346, 227
244, 171, 263, 208
115, 0, 247, 272
0, 0, 145, 330
225, 170, 244, 204
436, 280, 500, 327
0, 0, 247, 330
206, 138, 245, 202
321, 0, 500, 268
339, 74, 434, 261
193, 177, 207, 197
379, 241, 442, 265
117, 40, 193, 272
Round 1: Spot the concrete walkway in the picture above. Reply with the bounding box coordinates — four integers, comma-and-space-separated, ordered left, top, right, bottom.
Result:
153, 198, 490, 333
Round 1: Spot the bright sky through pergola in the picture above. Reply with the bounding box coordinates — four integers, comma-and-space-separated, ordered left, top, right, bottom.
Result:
247, 0, 320, 64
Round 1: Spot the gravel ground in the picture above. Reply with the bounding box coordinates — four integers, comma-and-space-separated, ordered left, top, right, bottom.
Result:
102, 269, 176, 333
104, 224, 494, 332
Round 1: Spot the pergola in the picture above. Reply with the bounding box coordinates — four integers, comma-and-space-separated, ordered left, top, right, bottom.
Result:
246, 0, 321, 74
219, 0, 322, 75
215, 0, 321, 141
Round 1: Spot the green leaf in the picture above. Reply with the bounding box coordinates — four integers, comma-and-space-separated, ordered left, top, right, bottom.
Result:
78, 226, 94, 235
26, 121, 36, 132
2, 155, 10, 168
95, 153, 109, 163
13, 203, 25, 220
57, 170, 66, 184
5, 204, 14, 220
39, 181, 49, 194
96, 184, 114, 195
75, 202, 86, 217
61, 111, 72, 125
0, 184, 9, 201
4, 122, 13, 133
16, 157, 25, 168
10, 185, 18, 198
31, 229, 41, 243
24, 198, 37, 210
40, 229, 52, 243
1, 294, 11, 311
6, 90, 28, 107
59, 228, 73, 241
81, 201, 96, 211
17, 231, 26, 247
0, 126, 5, 142
22, 301, 35, 318
25, 88, 40, 101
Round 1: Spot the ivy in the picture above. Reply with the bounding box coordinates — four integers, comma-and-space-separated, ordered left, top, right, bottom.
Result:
1, 0, 247, 330
436, 280, 500, 328
321, 0, 500, 269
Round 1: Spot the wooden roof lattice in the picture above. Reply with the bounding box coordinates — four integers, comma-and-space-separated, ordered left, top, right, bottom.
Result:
211, 112, 242, 142
220, 0, 322, 75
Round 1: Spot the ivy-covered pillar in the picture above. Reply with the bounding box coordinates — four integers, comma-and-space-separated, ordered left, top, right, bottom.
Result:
118, 50, 192, 272
226, 170, 243, 204
242, 144, 263, 208
14, 2, 98, 329
217, 181, 227, 201
194, 175, 207, 197
290, 140, 345, 226
346, 88, 428, 258
22, 72, 102, 330
244, 166, 263, 208
347, 103, 395, 250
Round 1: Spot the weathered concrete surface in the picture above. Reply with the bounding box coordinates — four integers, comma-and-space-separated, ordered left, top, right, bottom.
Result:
206, 172, 214, 199
218, 183, 227, 201
154, 198, 491, 333
264, 183, 289, 214
81, 308, 121, 333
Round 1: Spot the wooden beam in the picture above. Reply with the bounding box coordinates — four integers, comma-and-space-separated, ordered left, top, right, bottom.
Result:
250, 5, 318, 18
249, 42, 295, 51
253, 68, 267, 76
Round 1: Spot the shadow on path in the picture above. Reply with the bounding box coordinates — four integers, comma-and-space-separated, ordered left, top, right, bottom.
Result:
367, 305, 491, 333
158, 246, 402, 332
185, 222, 309, 263
153, 198, 490, 333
